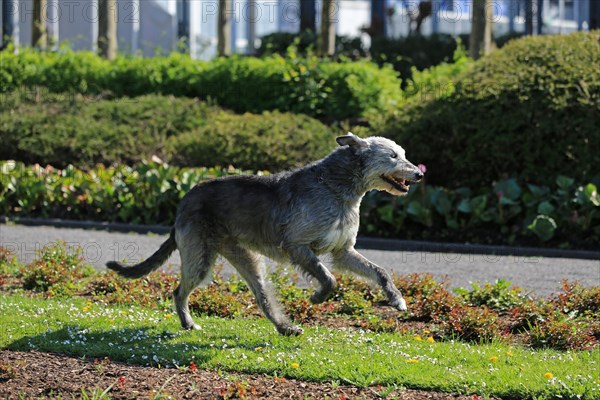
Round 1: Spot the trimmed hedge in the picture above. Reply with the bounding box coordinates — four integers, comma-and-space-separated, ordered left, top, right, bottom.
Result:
0, 48, 401, 120
0, 93, 334, 171
379, 31, 600, 188
169, 111, 332, 171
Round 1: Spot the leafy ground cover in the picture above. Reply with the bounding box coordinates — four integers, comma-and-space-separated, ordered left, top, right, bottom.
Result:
1, 161, 598, 249
1, 243, 599, 399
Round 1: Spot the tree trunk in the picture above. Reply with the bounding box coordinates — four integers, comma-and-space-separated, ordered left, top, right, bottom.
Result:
217, 0, 232, 57
300, 0, 316, 33
32, 0, 48, 49
98, 0, 118, 60
525, 0, 534, 35
469, 0, 493, 60
319, 0, 336, 56
370, 0, 386, 38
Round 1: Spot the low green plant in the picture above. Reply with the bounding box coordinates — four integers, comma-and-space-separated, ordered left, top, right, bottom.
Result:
529, 317, 596, 351
335, 290, 372, 316
507, 299, 552, 333
257, 31, 366, 59
86, 271, 179, 309
19, 241, 94, 295
0, 247, 18, 284
439, 305, 501, 343
188, 285, 244, 319
553, 280, 600, 319
454, 279, 527, 311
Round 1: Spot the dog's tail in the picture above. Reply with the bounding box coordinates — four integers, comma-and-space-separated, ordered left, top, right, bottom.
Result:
106, 228, 177, 279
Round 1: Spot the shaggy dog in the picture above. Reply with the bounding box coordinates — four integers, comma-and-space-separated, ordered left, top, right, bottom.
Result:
108, 133, 423, 335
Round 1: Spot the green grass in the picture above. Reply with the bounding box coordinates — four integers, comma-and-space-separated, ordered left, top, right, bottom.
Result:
1, 293, 598, 399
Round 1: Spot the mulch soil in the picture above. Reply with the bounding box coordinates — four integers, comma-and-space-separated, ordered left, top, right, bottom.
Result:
0, 350, 483, 400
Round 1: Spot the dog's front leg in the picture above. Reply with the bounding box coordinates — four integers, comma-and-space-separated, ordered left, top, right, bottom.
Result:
284, 245, 337, 304
333, 248, 407, 311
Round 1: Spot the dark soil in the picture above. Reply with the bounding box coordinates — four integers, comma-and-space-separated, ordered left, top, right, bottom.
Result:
0, 350, 483, 400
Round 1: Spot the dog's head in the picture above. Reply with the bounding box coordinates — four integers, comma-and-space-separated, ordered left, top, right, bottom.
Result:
336, 133, 423, 196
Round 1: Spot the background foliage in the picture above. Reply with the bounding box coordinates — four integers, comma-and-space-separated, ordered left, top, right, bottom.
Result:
1, 32, 599, 248
378, 31, 600, 188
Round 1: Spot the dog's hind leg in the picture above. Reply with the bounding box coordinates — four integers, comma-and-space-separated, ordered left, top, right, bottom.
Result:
174, 233, 217, 330
284, 245, 337, 305
332, 248, 407, 311
220, 241, 303, 336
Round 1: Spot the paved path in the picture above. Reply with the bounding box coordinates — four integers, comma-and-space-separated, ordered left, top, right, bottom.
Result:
1, 224, 598, 297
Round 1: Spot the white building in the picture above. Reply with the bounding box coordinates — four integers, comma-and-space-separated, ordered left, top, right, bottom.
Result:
0, 0, 593, 59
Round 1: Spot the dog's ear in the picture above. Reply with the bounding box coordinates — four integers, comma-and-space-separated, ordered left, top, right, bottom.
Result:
336, 132, 368, 149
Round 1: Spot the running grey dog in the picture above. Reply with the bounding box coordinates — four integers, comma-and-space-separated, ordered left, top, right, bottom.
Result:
107, 133, 424, 335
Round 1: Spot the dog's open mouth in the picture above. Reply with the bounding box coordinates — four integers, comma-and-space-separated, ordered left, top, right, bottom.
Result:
380, 175, 413, 193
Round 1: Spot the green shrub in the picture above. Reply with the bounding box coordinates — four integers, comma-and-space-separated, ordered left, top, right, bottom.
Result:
0, 93, 334, 170
553, 280, 600, 319
529, 317, 595, 351
0, 93, 214, 167
0, 47, 401, 120
86, 271, 180, 309
168, 110, 333, 171
454, 279, 527, 312
440, 305, 501, 343
198, 54, 401, 119
189, 284, 244, 318
507, 299, 552, 333
20, 242, 94, 295
370, 34, 459, 84
379, 31, 600, 188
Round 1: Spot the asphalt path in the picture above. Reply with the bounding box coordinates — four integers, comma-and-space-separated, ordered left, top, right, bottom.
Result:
1, 223, 598, 298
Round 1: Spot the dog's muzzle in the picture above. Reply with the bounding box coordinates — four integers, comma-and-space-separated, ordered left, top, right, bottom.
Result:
380, 172, 423, 193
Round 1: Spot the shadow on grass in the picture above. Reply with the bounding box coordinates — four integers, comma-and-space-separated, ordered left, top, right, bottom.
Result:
4, 323, 281, 367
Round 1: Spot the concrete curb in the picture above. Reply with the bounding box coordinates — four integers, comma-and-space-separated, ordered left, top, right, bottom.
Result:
3, 216, 599, 260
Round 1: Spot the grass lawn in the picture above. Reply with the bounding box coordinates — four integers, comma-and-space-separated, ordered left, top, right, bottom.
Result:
1, 293, 598, 399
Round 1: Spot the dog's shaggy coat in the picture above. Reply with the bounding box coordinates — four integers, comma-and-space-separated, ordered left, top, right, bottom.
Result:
107, 134, 423, 335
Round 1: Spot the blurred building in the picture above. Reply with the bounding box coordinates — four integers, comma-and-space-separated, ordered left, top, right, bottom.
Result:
1, 0, 595, 58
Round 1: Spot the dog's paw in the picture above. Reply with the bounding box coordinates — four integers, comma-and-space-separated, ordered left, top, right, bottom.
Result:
310, 292, 328, 304
278, 325, 304, 336
182, 323, 202, 331
390, 298, 408, 312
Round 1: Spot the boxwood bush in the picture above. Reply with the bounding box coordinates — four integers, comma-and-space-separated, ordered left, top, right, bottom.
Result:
169, 111, 332, 171
378, 31, 600, 188
0, 47, 401, 120
0, 92, 334, 170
